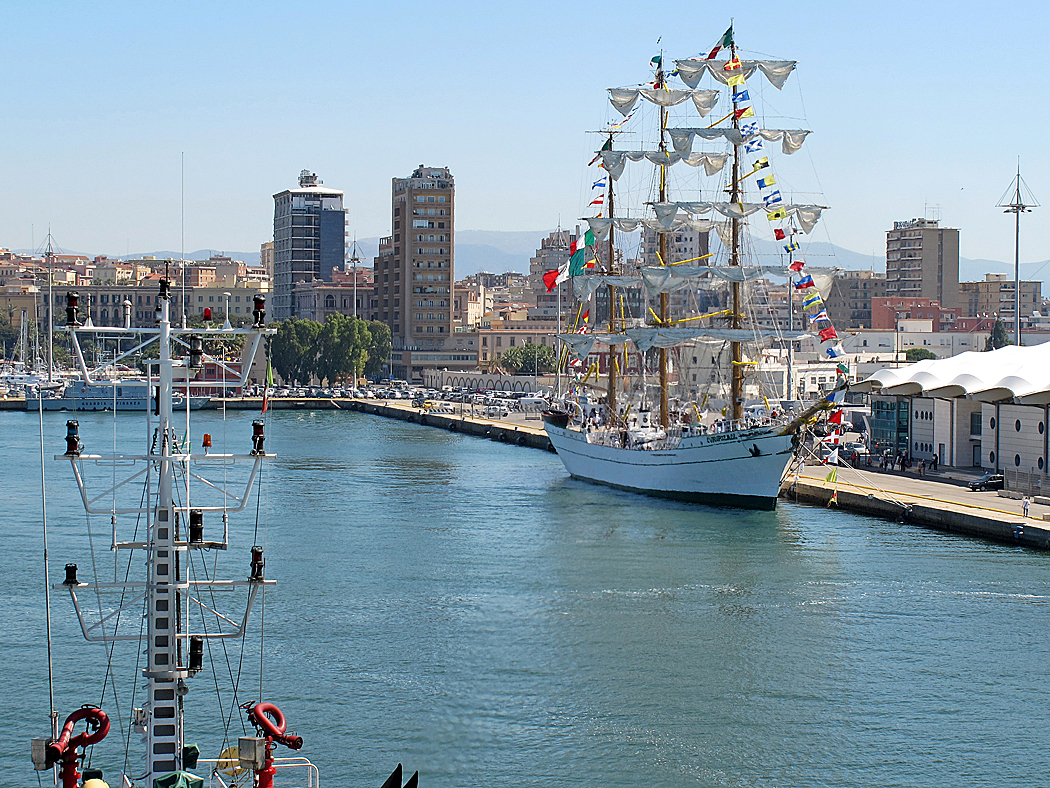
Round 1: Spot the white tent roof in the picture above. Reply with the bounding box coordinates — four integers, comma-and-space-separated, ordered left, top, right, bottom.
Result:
854, 342, 1050, 403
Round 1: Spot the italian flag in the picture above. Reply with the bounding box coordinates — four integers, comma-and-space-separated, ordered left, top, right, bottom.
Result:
569, 230, 595, 276
542, 262, 569, 292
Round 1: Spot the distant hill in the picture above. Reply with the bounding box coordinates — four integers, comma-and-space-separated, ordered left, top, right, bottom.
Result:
352, 230, 552, 279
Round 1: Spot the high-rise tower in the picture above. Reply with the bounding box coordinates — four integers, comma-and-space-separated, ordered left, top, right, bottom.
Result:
272, 170, 346, 320
376, 165, 454, 358
885, 218, 959, 311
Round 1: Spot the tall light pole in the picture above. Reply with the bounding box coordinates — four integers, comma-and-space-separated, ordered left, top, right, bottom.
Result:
998, 165, 1039, 346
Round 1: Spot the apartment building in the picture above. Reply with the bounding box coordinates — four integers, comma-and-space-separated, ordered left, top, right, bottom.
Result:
885, 218, 960, 310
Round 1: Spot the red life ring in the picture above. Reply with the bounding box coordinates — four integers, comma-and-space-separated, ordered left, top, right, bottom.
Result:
246, 702, 303, 750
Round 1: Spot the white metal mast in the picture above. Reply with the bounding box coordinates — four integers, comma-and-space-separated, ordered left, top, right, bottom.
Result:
56, 281, 274, 786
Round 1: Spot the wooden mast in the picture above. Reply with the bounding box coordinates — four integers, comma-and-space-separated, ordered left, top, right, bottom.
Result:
728, 38, 744, 424
657, 57, 669, 428
606, 133, 618, 418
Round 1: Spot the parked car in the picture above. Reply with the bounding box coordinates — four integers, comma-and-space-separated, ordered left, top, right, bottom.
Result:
968, 473, 1005, 492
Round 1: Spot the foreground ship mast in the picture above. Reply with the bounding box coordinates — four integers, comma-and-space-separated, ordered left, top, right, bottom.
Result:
31, 281, 314, 786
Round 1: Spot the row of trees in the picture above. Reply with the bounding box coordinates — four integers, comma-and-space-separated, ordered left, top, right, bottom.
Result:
268, 315, 391, 385
499, 342, 556, 375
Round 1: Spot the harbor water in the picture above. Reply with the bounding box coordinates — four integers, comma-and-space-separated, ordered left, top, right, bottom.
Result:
3, 408, 1050, 787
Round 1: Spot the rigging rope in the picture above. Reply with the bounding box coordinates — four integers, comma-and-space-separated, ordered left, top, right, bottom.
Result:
37, 392, 56, 741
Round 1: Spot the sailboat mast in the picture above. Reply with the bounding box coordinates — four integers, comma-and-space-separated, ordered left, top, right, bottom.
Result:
45, 233, 54, 383
657, 58, 669, 428
606, 136, 617, 418
728, 39, 744, 423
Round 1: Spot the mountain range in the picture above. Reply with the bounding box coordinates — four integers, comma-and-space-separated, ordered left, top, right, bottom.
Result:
20, 230, 1050, 290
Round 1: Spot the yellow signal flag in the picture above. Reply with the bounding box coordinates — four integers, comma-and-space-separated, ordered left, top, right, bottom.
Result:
752, 157, 770, 171
767, 208, 787, 221
727, 73, 746, 87
735, 106, 755, 119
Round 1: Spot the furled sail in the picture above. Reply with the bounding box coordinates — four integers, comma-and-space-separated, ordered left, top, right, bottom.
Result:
560, 329, 811, 356
599, 150, 729, 179
641, 265, 788, 294
557, 333, 630, 361
572, 275, 645, 301
626, 327, 807, 352
670, 201, 825, 233
640, 265, 838, 297
607, 87, 720, 117
585, 217, 724, 242
667, 128, 811, 156
673, 59, 796, 90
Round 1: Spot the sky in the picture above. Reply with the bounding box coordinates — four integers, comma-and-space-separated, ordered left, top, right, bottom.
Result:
3, 0, 1049, 269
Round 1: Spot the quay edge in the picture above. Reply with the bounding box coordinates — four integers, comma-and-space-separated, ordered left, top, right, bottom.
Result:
783, 476, 1050, 550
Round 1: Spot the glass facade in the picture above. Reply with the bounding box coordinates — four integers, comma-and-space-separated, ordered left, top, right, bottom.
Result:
871, 396, 910, 457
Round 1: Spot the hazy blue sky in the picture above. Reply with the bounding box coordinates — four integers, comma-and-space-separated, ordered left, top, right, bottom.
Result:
3, 1, 1048, 268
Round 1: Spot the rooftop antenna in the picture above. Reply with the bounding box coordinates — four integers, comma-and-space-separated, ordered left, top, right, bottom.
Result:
997, 161, 1039, 346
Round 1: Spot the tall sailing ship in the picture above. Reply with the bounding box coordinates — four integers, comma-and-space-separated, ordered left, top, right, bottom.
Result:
29, 284, 414, 788
543, 27, 842, 509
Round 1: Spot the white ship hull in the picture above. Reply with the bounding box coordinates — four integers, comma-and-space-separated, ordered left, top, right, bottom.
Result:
32, 394, 210, 411
544, 419, 796, 509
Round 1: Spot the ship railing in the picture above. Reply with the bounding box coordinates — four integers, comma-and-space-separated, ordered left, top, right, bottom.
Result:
200, 756, 320, 787
585, 425, 684, 451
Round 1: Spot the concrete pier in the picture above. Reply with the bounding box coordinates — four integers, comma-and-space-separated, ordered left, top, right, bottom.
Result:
340, 399, 556, 452
784, 464, 1050, 550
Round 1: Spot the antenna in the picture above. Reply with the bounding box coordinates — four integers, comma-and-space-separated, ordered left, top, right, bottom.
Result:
181, 153, 187, 328
997, 162, 1039, 346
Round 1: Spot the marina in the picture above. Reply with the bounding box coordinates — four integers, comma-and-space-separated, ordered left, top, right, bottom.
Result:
5, 406, 1050, 787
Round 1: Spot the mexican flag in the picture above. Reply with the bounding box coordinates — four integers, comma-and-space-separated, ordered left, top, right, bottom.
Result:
569, 229, 595, 276
706, 26, 733, 60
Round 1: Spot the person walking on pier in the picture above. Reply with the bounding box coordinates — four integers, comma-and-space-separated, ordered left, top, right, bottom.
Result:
1023, 496, 1031, 518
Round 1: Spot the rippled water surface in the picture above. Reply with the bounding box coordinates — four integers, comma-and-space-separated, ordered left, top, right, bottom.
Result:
3, 409, 1050, 787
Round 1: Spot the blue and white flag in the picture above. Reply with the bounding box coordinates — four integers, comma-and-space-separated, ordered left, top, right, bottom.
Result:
592, 177, 607, 189
809, 309, 829, 323
740, 121, 759, 137
744, 137, 763, 153
825, 344, 847, 361
732, 88, 750, 103
762, 190, 783, 208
